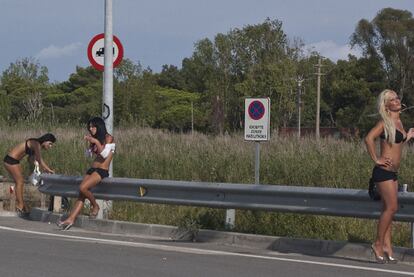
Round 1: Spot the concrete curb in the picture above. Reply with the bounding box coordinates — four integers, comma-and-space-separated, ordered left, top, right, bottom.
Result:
29, 208, 414, 263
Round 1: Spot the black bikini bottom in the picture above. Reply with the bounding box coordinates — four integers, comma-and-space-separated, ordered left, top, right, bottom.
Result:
371, 166, 397, 183
3, 155, 20, 165
86, 167, 109, 179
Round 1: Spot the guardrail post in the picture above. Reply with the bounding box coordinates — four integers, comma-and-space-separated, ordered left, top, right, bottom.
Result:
225, 209, 235, 229
411, 222, 414, 249
9, 186, 15, 212
40, 193, 46, 209
53, 196, 62, 213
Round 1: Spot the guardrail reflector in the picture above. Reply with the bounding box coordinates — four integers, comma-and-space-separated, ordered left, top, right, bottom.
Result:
139, 186, 147, 197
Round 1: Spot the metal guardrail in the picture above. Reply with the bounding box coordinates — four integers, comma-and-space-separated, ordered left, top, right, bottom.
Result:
38, 174, 414, 247
39, 174, 414, 222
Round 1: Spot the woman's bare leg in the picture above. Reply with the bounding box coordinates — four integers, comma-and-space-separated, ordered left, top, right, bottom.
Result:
383, 224, 393, 256
373, 180, 398, 256
79, 172, 102, 216
62, 199, 84, 225
4, 163, 25, 211
61, 173, 102, 225
382, 180, 398, 256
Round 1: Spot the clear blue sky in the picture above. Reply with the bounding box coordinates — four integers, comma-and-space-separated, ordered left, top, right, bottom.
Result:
0, 0, 413, 82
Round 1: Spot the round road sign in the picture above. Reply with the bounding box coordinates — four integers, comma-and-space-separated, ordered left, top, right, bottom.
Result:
87, 33, 124, 71
248, 100, 265, 120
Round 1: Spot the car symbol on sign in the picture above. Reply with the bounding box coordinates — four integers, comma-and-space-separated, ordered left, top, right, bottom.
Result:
96, 47, 115, 57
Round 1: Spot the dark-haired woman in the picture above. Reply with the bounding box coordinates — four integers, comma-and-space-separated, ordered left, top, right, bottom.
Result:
3, 133, 56, 216
58, 117, 114, 230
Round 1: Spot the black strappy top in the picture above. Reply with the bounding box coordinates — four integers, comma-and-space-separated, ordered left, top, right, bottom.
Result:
25, 140, 35, 156
380, 129, 406, 144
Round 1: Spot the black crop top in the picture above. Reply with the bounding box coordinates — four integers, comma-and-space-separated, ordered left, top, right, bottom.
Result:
380, 129, 406, 144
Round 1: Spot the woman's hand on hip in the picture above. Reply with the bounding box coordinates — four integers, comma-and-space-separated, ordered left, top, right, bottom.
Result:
376, 157, 393, 167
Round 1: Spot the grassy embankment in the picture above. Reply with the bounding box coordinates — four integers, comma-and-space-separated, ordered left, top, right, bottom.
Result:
1, 124, 413, 246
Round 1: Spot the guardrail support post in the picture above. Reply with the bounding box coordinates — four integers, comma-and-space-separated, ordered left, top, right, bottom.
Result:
10, 186, 15, 212
40, 194, 46, 209
53, 196, 62, 213
411, 222, 414, 249
225, 209, 235, 229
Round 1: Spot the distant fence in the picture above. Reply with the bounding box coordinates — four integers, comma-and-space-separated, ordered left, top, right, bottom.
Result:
38, 174, 414, 248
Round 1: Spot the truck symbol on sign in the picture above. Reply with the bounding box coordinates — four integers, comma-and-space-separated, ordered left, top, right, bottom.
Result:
96, 47, 115, 57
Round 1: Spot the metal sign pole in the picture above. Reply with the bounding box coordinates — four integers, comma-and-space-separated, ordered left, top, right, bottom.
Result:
226, 98, 270, 230
97, 0, 113, 220
255, 142, 260, 184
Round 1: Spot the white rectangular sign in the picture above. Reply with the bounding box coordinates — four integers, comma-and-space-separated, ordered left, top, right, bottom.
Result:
244, 98, 270, 141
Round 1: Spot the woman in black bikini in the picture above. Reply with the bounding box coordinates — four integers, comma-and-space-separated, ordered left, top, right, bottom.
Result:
365, 89, 414, 263
57, 117, 114, 230
3, 133, 56, 216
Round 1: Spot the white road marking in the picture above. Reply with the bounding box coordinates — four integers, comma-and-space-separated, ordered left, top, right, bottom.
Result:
0, 225, 413, 276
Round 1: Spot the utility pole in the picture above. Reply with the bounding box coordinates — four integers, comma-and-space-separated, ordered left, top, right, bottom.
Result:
98, 0, 114, 220
296, 75, 305, 139
314, 58, 324, 140
191, 101, 194, 136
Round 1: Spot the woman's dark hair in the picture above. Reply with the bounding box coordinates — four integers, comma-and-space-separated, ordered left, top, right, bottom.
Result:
35, 133, 56, 144
87, 117, 108, 144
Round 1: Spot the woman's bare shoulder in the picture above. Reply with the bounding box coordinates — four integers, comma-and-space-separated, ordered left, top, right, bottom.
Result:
105, 134, 114, 143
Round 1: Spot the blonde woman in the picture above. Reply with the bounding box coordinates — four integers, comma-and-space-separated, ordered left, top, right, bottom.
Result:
365, 89, 414, 263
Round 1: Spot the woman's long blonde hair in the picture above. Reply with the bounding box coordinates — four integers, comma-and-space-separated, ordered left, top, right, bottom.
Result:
377, 89, 396, 144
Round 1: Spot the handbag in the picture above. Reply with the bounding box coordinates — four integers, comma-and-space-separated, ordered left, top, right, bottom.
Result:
368, 178, 381, 201
29, 161, 42, 186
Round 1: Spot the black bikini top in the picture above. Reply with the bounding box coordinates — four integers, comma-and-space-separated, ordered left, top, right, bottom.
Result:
25, 139, 35, 156
380, 129, 406, 144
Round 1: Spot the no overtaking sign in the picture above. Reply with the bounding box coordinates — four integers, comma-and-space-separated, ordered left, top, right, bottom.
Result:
87, 33, 124, 71
244, 98, 270, 141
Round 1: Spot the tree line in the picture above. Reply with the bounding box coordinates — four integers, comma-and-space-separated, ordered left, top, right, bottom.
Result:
0, 8, 413, 135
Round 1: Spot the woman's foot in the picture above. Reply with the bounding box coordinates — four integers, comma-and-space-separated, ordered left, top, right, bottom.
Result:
56, 219, 74, 230
383, 247, 398, 264
16, 206, 29, 218
371, 244, 386, 264
384, 252, 398, 264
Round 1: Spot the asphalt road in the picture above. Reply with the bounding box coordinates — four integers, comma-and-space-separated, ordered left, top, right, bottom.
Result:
0, 217, 413, 277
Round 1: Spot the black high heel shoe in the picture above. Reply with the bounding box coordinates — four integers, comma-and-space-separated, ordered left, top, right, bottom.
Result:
371, 244, 386, 264
384, 252, 398, 264
16, 207, 30, 218
56, 220, 73, 231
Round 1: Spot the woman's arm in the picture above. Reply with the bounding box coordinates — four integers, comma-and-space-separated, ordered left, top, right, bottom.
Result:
84, 135, 105, 153
32, 141, 54, 173
99, 134, 115, 159
364, 120, 391, 167
405, 128, 414, 142
105, 134, 114, 144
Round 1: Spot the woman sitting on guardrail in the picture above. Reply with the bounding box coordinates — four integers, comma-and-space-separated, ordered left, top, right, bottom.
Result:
3, 133, 56, 217
365, 89, 414, 263
57, 117, 114, 230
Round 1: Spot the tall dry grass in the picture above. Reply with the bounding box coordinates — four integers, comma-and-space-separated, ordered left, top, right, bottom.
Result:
0, 124, 412, 246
